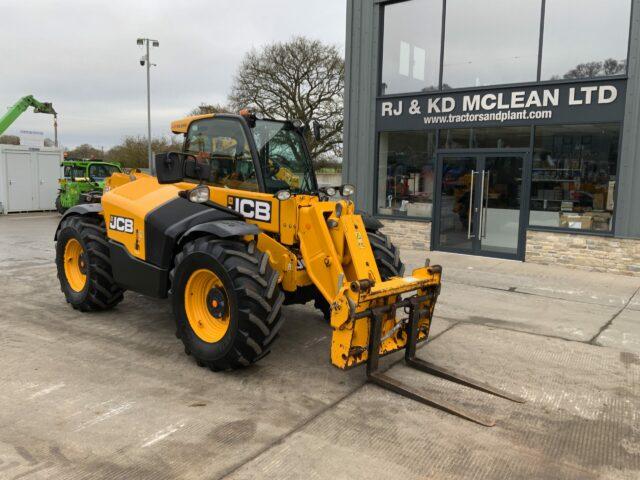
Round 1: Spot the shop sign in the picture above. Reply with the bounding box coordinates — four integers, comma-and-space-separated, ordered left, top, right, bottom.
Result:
377, 79, 626, 130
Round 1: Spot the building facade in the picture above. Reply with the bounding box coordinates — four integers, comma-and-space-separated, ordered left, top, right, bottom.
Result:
343, 0, 640, 275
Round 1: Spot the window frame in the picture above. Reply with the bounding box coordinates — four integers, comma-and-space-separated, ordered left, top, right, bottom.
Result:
526, 121, 623, 236
376, 0, 633, 98
373, 122, 623, 238
373, 129, 438, 222
184, 114, 268, 193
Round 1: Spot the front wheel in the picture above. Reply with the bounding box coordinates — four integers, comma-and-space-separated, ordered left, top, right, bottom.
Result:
367, 230, 405, 278
55, 216, 124, 311
314, 230, 405, 320
171, 237, 284, 371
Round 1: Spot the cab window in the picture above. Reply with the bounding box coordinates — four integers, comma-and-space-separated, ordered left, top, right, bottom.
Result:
64, 165, 87, 179
88, 164, 120, 181
185, 118, 258, 191
253, 120, 316, 193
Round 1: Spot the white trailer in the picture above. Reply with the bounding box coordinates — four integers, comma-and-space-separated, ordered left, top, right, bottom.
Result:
0, 144, 63, 214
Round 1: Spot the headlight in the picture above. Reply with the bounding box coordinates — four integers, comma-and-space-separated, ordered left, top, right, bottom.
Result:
325, 187, 337, 197
341, 184, 356, 197
188, 185, 210, 203
276, 189, 291, 201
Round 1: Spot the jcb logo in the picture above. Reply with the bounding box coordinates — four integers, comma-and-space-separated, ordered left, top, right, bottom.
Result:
109, 215, 134, 234
227, 196, 272, 222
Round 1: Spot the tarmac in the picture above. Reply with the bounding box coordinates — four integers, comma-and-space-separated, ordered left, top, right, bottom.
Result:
1, 212, 639, 479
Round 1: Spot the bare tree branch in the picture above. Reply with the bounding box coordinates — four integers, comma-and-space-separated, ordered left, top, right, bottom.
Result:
229, 36, 344, 161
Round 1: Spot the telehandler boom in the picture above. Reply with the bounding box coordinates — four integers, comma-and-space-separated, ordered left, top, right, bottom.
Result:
0, 95, 58, 144
55, 111, 523, 425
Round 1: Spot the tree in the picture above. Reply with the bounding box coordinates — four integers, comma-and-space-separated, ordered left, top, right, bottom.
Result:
563, 58, 626, 79
106, 135, 182, 169
189, 103, 231, 116
66, 143, 103, 159
0, 135, 20, 145
603, 58, 626, 76
229, 36, 344, 161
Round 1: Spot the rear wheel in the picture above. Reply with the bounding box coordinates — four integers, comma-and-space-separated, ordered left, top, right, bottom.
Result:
171, 237, 284, 371
56, 215, 124, 311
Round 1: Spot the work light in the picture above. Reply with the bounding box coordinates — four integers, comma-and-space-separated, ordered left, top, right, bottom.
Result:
341, 184, 356, 197
276, 190, 291, 201
188, 186, 210, 203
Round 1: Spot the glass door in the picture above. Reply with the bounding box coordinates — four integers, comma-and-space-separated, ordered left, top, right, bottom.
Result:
479, 155, 524, 256
434, 153, 526, 259
436, 155, 480, 253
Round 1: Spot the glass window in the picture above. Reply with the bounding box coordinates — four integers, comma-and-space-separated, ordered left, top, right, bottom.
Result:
529, 124, 619, 232
381, 0, 443, 95
442, 0, 541, 89
252, 120, 316, 194
88, 164, 120, 181
377, 131, 436, 218
439, 126, 532, 149
64, 165, 86, 179
541, 0, 631, 81
185, 118, 259, 191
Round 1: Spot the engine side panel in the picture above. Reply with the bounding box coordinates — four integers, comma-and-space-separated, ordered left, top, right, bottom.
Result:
101, 175, 182, 261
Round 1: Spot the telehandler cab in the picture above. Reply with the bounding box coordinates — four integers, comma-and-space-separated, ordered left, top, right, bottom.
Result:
55, 111, 523, 425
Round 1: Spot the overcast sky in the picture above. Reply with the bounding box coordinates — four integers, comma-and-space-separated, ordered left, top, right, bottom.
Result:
0, 0, 346, 149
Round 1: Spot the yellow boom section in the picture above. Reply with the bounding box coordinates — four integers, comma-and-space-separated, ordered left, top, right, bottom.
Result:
297, 200, 441, 369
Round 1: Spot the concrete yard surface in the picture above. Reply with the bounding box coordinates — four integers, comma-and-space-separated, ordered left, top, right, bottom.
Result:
1, 213, 639, 479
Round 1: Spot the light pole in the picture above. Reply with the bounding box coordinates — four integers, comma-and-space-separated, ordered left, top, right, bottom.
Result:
137, 37, 159, 171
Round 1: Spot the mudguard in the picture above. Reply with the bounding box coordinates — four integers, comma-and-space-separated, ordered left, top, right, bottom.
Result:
179, 220, 260, 245
54, 203, 103, 240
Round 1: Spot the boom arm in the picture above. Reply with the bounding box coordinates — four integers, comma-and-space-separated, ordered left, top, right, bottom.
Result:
0, 95, 57, 142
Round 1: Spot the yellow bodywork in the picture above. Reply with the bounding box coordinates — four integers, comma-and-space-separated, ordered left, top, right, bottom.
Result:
103, 172, 440, 369
171, 114, 215, 134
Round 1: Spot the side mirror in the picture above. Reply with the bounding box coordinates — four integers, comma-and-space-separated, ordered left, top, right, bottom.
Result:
312, 121, 322, 142
155, 152, 186, 184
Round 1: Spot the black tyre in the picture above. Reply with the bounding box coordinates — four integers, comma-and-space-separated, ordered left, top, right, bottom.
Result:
367, 231, 405, 279
56, 215, 124, 311
314, 230, 405, 321
55, 195, 67, 214
171, 237, 284, 371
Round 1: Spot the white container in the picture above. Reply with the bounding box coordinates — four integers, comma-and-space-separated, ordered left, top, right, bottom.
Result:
0, 144, 63, 214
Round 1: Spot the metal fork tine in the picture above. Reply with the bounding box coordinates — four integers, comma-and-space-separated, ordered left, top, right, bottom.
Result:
364, 291, 522, 426
369, 372, 496, 427
405, 357, 526, 403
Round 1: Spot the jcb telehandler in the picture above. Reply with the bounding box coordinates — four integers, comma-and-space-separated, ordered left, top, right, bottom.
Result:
55, 111, 523, 425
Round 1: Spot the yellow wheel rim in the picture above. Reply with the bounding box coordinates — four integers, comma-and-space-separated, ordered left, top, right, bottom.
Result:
64, 238, 87, 292
184, 269, 230, 343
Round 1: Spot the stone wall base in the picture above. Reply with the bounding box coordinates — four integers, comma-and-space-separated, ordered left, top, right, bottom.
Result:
526, 231, 640, 276
379, 219, 431, 251
377, 219, 640, 277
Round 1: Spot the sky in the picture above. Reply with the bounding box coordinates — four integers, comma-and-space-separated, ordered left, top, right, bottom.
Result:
0, 0, 346, 149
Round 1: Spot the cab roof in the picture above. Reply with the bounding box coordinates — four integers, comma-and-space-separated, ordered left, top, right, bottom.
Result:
170, 114, 215, 134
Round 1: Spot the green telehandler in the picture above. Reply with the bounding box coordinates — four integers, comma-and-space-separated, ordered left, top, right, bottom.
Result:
56, 159, 123, 213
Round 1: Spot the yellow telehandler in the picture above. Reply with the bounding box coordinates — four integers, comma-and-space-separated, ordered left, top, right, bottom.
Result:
55, 111, 523, 425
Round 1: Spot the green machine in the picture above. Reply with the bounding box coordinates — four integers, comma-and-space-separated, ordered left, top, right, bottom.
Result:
0, 95, 57, 143
56, 159, 123, 213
